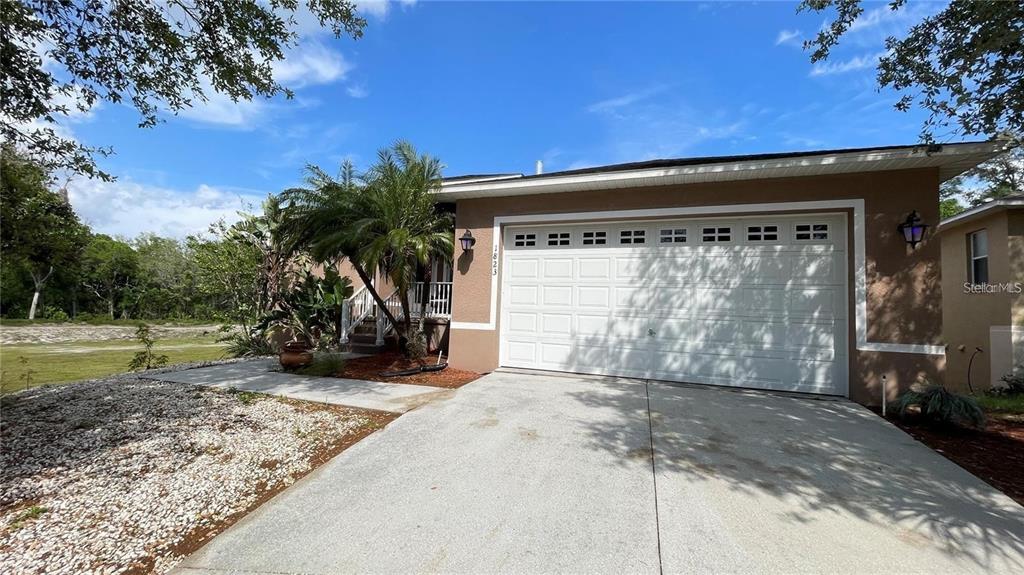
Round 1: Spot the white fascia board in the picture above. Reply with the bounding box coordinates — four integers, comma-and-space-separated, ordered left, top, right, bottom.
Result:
437, 142, 1004, 201
937, 198, 1024, 231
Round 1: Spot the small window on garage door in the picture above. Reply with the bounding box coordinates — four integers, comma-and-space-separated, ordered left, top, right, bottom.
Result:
582, 230, 607, 245
747, 224, 779, 242
701, 226, 732, 242
619, 229, 646, 244
512, 233, 536, 247
547, 231, 571, 246
659, 228, 687, 243
795, 223, 829, 241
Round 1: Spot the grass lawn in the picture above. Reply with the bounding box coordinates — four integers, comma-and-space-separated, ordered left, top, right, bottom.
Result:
978, 393, 1024, 415
1, 336, 227, 393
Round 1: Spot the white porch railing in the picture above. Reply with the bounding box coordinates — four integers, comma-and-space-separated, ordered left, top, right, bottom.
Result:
340, 281, 452, 345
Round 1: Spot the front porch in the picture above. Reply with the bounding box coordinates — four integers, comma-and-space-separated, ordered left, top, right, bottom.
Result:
340, 280, 453, 352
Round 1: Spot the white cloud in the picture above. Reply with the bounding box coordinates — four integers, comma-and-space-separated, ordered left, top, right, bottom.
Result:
775, 29, 802, 47
346, 84, 369, 98
357, 0, 392, 19
809, 51, 883, 77
586, 85, 667, 114
66, 178, 267, 238
174, 89, 268, 128
174, 42, 350, 127
272, 42, 352, 87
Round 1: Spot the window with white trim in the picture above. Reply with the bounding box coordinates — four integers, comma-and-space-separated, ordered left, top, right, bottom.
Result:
547, 232, 571, 246
659, 228, 687, 243
582, 231, 607, 245
969, 229, 989, 284
701, 226, 731, 242
619, 230, 646, 244
747, 224, 779, 242
513, 233, 536, 247
795, 223, 829, 241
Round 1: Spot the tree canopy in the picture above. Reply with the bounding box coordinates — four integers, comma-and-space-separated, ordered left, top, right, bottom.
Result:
2, 0, 366, 179
800, 0, 1024, 142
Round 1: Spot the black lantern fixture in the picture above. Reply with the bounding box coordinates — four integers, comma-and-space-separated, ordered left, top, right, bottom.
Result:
459, 230, 476, 252
897, 211, 929, 248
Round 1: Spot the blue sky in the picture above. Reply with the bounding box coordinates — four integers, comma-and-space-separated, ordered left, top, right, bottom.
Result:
63, 0, 954, 238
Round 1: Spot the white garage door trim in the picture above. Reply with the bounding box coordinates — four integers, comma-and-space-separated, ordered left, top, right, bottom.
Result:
450, 199, 945, 358
498, 213, 850, 396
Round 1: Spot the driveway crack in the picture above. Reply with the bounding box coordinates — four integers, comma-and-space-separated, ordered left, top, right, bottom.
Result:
645, 379, 664, 575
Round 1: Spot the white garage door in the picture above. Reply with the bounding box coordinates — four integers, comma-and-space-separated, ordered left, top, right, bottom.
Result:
499, 214, 848, 395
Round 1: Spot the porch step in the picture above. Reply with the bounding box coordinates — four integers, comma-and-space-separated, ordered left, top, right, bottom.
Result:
349, 342, 386, 354
349, 332, 379, 344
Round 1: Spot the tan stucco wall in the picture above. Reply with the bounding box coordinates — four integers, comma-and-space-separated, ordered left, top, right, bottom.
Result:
941, 211, 1013, 389
449, 168, 945, 405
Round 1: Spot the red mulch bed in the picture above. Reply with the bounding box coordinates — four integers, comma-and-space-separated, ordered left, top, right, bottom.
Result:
340, 352, 482, 388
883, 411, 1024, 506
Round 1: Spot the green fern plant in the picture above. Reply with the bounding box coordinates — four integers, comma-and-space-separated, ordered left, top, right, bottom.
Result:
895, 384, 985, 429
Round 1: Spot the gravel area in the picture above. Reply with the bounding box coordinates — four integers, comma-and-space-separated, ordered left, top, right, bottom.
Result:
0, 371, 386, 574
0, 324, 225, 345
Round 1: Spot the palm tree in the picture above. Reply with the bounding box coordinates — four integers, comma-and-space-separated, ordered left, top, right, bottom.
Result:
281, 141, 453, 354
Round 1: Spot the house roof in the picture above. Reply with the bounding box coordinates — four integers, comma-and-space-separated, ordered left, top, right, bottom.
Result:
937, 194, 1024, 232
436, 141, 1009, 201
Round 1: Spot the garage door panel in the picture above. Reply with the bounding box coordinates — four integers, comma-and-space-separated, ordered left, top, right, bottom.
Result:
542, 259, 574, 280
577, 286, 611, 308
651, 287, 692, 311
614, 286, 649, 308
614, 257, 648, 280
540, 313, 572, 336
539, 285, 572, 307
501, 214, 848, 396
509, 259, 539, 279
506, 341, 537, 363
578, 258, 612, 280
506, 312, 538, 334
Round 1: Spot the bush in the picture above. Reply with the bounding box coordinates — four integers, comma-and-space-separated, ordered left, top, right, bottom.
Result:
42, 306, 69, 322
996, 366, 1024, 395
292, 352, 345, 377
128, 324, 169, 371
218, 325, 277, 358
895, 384, 985, 429
404, 330, 428, 360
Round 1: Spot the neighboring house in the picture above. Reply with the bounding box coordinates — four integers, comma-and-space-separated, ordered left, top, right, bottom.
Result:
344, 142, 1006, 406
937, 195, 1024, 390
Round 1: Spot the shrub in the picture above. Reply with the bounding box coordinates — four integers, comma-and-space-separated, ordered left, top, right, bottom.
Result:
997, 365, 1024, 395
127, 324, 169, 371
293, 352, 345, 377
895, 384, 985, 429
404, 330, 428, 360
218, 325, 276, 358
42, 306, 69, 322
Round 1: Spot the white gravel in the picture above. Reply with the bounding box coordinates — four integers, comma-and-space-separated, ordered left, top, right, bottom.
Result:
0, 372, 376, 574
0, 324, 226, 345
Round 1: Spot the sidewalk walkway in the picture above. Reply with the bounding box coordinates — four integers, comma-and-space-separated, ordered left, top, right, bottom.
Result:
147, 359, 451, 413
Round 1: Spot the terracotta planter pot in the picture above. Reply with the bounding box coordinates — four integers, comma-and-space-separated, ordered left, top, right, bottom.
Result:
279, 340, 314, 369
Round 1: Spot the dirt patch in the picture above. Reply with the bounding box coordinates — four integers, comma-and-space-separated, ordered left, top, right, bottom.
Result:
338, 352, 482, 388
881, 411, 1024, 506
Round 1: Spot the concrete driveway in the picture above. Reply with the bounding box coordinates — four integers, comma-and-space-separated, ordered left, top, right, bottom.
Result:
175, 371, 1024, 574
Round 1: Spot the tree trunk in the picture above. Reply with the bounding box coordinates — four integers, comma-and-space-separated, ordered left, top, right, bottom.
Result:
27, 265, 54, 320
418, 265, 431, 333
108, 299, 114, 319
28, 291, 41, 320
349, 262, 401, 332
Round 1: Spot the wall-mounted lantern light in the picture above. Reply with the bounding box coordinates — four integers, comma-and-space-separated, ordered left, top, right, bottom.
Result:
897, 211, 929, 248
459, 230, 476, 252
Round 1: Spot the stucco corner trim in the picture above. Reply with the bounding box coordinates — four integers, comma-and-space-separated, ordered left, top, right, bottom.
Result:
451, 198, 945, 356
